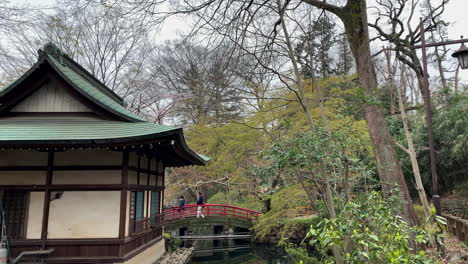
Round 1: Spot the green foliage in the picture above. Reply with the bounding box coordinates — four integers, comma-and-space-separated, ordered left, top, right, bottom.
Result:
253, 125, 376, 195
280, 241, 321, 264
252, 184, 312, 241
305, 192, 438, 264
207, 191, 263, 212
163, 233, 182, 252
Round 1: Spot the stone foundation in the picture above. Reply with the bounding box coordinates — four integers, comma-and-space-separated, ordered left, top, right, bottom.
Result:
155, 247, 194, 264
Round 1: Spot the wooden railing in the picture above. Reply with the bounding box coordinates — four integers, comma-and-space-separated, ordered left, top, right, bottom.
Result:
443, 214, 468, 242
162, 204, 261, 223
129, 214, 164, 235
129, 217, 150, 234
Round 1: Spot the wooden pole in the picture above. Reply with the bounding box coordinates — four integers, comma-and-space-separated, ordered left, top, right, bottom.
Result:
419, 19, 441, 215
41, 151, 54, 249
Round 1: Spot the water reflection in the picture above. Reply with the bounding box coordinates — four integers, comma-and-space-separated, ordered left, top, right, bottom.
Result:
187, 239, 291, 264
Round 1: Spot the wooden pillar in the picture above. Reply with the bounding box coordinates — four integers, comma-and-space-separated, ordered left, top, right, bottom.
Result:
137, 155, 141, 185
41, 151, 54, 248
161, 162, 165, 213
146, 157, 150, 219
119, 151, 129, 240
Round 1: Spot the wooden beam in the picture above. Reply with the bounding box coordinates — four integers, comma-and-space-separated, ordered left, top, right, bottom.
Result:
119, 151, 129, 241
54, 165, 122, 171
0, 185, 164, 191
0, 165, 121, 171
41, 151, 54, 248
128, 166, 157, 175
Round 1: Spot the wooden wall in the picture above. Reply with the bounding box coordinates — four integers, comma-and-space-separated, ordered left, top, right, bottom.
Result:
11, 79, 91, 112
0, 148, 166, 262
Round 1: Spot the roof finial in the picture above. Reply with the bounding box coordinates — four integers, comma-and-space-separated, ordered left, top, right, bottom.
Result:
37, 42, 62, 60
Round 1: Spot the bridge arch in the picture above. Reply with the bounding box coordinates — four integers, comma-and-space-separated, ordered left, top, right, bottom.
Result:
162, 204, 261, 237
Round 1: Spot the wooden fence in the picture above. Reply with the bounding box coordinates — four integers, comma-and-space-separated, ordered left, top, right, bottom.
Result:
443, 213, 468, 242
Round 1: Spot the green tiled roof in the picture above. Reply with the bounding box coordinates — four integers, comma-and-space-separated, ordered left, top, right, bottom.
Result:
0, 43, 209, 165
0, 121, 177, 141
47, 55, 145, 122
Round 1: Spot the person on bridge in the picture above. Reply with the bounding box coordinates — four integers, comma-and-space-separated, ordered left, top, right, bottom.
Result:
196, 192, 205, 218
178, 196, 185, 218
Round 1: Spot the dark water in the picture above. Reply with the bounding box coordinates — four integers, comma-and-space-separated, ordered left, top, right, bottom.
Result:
186, 239, 291, 264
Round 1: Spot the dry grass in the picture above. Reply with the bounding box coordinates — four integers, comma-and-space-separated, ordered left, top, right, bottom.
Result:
425, 233, 468, 263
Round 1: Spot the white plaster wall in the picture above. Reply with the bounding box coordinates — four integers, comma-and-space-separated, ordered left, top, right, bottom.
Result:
48, 191, 120, 238
55, 150, 122, 166
0, 150, 47, 166
121, 239, 165, 264
53, 170, 121, 184
0, 171, 46, 185
26, 192, 45, 239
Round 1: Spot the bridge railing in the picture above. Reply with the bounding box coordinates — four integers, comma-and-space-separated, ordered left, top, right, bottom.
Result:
162, 204, 261, 223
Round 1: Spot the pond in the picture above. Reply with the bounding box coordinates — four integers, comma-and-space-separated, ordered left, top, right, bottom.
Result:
185, 238, 292, 264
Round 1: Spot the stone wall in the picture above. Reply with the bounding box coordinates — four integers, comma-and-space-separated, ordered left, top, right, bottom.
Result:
441, 198, 468, 220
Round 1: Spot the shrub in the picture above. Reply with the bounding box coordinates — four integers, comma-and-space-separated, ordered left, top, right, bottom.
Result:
305, 192, 438, 264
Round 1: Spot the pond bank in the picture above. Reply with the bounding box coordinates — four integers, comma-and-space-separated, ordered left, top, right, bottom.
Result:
155, 247, 194, 264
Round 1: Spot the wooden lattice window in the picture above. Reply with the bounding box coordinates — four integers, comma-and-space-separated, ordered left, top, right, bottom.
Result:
129, 191, 146, 235
1, 191, 28, 240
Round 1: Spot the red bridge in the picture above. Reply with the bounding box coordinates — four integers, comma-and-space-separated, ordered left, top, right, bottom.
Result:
162, 204, 261, 223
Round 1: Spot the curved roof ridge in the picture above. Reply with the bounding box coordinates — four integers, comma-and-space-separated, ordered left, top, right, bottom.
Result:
46, 55, 145, 122
38, 42, 124, 105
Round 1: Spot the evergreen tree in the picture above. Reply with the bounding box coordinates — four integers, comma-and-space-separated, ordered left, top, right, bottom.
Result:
336, 33, 354, 75
295, 15, 336, 78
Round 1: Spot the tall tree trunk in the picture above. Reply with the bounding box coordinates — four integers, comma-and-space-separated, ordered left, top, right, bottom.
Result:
337, 0, 417, 226
407, 70, 416, 105
397, 66, 431, 219
454, 65, 460, 95
304, 0, 418, 225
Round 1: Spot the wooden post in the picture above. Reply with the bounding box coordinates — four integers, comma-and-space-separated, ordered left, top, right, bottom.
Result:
119, 151, 129, 240
146, 157, 150, 226
136, 155, 140, 185
41, 151, 54, 249
419, 19, 441, 215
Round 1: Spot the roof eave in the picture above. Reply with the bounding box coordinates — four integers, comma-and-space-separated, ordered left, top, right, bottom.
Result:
0, 128, 206, 167
0, 57, 47, 98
